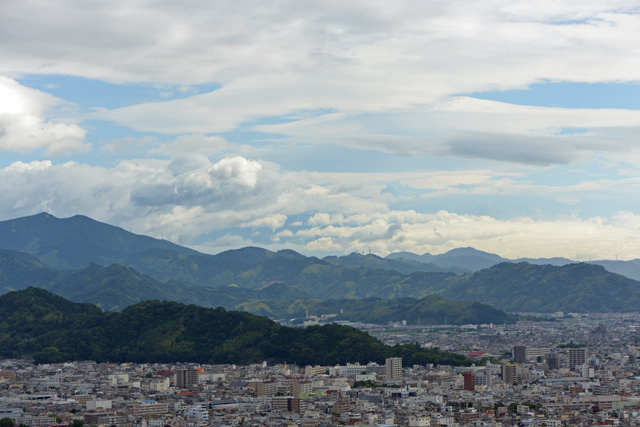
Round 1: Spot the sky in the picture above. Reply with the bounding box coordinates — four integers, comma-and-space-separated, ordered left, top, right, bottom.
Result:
2, 0, 640, 260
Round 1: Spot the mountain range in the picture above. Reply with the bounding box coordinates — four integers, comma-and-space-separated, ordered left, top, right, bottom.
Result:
387, 247, 640, 281
0, 213, 638, 316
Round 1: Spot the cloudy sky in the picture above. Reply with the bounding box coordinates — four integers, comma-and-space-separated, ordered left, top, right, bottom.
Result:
2, 0, 640, 260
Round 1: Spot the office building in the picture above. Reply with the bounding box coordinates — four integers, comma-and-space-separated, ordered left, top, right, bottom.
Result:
175, 369, 198, 389
386, 357, 402, 382
502, 364, 516, 384
546, 353, 559, 370
569, 348, 587, 370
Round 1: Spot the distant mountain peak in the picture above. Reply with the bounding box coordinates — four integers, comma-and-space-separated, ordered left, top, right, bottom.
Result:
0, 213, 200, 270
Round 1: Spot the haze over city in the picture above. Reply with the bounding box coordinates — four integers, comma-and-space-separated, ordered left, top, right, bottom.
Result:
2, 1, 640, 260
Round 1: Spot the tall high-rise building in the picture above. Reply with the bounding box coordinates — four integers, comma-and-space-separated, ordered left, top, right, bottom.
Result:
569, 348, 587, 370
385, 357, 402, 383
546, 353, 559, 370
175, 369, 198, 389
502, 365, 516, 385
463, 371, 475, 391
513, 346, 526, 364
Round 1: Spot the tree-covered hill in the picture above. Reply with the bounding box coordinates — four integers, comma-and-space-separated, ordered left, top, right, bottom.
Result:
0, 288, 473, 367
0, 249, 58, 294
236, 294, 518, 325
322, 252, 468, 275
110, 247, 460, 300
0, 249, 515, 324
437, 262, 640, 312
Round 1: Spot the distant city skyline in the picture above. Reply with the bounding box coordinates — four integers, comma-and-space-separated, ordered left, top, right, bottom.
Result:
2, 1, 640, 260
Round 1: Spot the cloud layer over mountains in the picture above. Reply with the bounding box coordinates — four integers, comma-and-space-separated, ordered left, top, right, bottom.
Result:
1, 0, 640, 259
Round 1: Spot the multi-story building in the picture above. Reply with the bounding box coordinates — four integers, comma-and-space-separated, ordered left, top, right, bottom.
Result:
255, 381, 278, 397
409, 416, 431, 427
365, 362, 387, 376
474, 369, 491, 388
513, 346, 526, 364
128, 401, 170, 416
30, 376, 60, 388
184, 406, 209, 421
385, 357, 402, 383
0, 371, 16, 381
0, 408, 22, 420
175, 369, 198, 389
569, 348, 588, 369
18, 416, 57, 426
546, 353, 559, 370
290, 381, 312, 397
304, 365, 326, 376
84, 414, 127, 425
271, 397, 306, 413
502, 364, 516, 384
463, 371, 475, 391
513, 346, 550, 362
86, 399, 112, 411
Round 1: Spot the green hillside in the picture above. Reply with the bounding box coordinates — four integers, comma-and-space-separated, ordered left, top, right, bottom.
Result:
0, 249, 58, 294
438, 262, 640, 312
0, 248, 515, 324
237, 295, 518, 325
0, 288, 473, 367
118, 247, 458, 299
323, 252, 469, 275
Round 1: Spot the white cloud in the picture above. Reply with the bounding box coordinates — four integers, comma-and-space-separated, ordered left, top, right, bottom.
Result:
0, 156, 387, 245
5, 160, 52, 172
0, 77, 89, 156
295, 210, 640, 261
3, 1, 640, 164
2, 157, 640, 260
242, 213, 288, 230
253, 99, 640, 165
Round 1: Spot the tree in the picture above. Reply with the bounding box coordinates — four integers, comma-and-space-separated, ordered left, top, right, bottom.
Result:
0, 418, 15, 427
70, 420, 85, 427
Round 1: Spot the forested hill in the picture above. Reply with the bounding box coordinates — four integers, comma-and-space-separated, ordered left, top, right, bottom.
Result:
0, 249, 516, 324
237, 295, 518, 325
0, 288, 473, 367
437, 262, 640, 312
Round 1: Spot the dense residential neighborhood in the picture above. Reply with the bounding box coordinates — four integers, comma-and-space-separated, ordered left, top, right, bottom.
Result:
2, 313, 640, 427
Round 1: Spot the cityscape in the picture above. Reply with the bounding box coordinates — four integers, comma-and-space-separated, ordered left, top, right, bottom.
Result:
2, 314, 640, 427
3, 1, 640, 427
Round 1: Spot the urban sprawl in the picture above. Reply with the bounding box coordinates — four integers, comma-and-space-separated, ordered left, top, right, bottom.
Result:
2, 313, 640, 427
